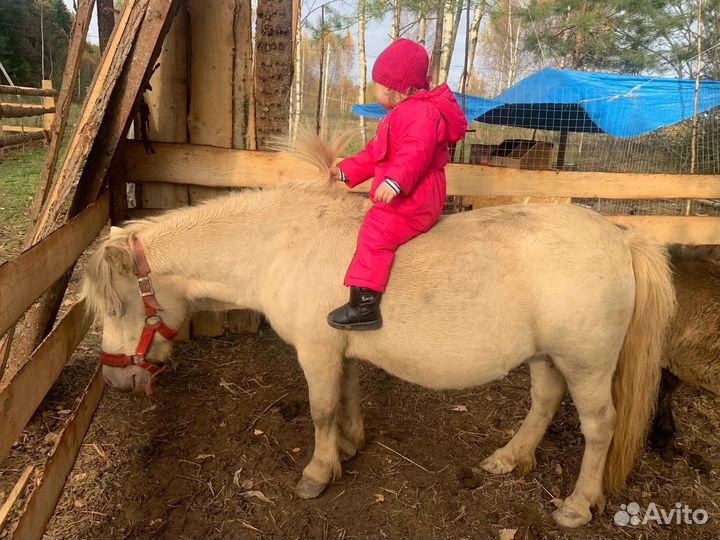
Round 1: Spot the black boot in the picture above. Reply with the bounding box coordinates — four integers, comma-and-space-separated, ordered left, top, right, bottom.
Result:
327, 287, 382, 330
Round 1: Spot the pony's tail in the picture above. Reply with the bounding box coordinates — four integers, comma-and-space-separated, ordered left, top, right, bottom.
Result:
604, 227, 675, 493
271, 127, 357, 182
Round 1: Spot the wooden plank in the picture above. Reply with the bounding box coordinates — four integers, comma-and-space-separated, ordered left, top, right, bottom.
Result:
0, 193, 108, 337
605, 216, 720, 245
0, 302, 92, 465
31, 0, 141, 242
0, 466, 34, 531
71, 0, 180, 217
232, 0, 255, 150
11, 364, 105, 540
125, 141, 720, 200
0, 104, 55, 118
140, 0, 189, 209
186, 0, 234, 338
0, 85, 57, 97
0, 130, 45, 148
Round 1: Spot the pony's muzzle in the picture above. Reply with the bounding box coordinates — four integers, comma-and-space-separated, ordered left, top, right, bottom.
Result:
102, 364, 152, 394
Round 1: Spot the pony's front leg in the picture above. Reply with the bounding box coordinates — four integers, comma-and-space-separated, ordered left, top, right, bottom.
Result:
295, 345, 343, 499
481, 357, 566, 474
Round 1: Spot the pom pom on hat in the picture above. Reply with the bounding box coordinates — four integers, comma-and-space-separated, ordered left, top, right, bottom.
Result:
372, 39, 430, 93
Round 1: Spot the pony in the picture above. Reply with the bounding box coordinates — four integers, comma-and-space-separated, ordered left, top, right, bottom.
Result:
650, 245, 720, 457
81, 133, 675, 528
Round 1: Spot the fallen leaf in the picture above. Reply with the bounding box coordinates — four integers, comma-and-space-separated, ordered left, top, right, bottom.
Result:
373, 494, 385, 503
554, 463, 563, 475
73, 499, 86, 509
451, 405, 468, 412
292, 447, 301, 453
240, 490, 274, 504
240, 479, 254, 490
232, 468, 243, 487
253, 429, 264, 436
195, 453, 215, 461
499, 528, 517, 540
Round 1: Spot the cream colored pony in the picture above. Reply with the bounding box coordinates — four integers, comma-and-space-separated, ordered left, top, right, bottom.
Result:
82, 134, 675, 528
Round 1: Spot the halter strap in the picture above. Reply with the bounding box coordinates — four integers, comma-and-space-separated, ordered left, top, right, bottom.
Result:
100, 235, 177, 393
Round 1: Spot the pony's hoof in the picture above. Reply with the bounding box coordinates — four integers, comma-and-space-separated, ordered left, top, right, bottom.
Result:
552, 503, 592, 528
338, 436, 358, 462
295, 477, 328, 499
479, 452, 515, 475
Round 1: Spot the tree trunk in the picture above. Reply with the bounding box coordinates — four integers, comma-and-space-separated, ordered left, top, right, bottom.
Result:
97, 0, 117, 54
416, 11, 427, 46
358, 0, 367, 144
320, 43, 331, 132
255, 0, 294, 149
459, 1, 484, 91
391, 0, 401, 40
430, 6, 445, 85
439, 0, 461, 84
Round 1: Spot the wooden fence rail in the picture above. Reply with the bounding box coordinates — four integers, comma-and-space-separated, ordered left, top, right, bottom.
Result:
0, 192, 109, 337
125, 141, 720, 245
0, 84, 57, 97
0, 80, 56, 148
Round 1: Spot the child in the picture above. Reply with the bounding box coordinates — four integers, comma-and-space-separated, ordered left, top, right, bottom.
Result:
327, 38, 468, 331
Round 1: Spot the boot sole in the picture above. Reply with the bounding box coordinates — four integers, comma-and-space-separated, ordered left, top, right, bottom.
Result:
327, 317, 382, 331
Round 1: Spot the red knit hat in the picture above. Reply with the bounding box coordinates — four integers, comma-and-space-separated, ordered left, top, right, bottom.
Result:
372, 39, 430, 94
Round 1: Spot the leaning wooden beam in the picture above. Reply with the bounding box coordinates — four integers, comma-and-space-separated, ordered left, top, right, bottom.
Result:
0, 302, 92, 465
0, 104, 55, 118
0, 466, 34, 531
31, 0, 145, 242
11, 364, 105, 540
0, 85, 57, 97
0, 192, 108, 338
125, 141, 720, 200
0, 130, 45, 148
71, 0, 181, 216
605, 215, 720, 245
28, 0, 96, 229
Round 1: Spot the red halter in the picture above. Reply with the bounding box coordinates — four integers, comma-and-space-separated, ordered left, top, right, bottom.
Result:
100, 236, 178, 393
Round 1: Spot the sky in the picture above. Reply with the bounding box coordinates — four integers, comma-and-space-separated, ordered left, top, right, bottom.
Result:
64, 0, 472, 90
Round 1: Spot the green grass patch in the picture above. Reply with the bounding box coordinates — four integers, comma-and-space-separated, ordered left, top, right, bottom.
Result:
0, 146, 45, 224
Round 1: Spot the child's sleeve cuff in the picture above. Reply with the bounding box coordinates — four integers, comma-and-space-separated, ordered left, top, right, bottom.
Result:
338, 167, 348, 183
383, 178, 401, 195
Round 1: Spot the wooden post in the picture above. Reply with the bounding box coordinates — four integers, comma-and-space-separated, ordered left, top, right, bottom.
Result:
41, 80, 54, 131
186, 0, 235, 337
141, 0, 189, 211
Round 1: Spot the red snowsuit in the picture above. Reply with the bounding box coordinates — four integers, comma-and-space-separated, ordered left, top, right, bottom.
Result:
338, 83, 468, 293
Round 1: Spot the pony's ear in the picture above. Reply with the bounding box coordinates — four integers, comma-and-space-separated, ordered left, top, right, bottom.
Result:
103, 245, 133, 274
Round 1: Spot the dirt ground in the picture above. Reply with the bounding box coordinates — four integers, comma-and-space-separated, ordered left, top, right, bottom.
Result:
1, 325, 717, 540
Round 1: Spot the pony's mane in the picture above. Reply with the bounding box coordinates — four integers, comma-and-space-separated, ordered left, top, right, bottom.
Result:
82, 130, 370, 319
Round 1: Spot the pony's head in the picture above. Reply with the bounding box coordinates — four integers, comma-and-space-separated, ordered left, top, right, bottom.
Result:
82, 225, 187, 394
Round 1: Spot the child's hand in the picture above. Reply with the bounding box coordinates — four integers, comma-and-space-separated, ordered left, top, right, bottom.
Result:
329, 166, 343, 182
374, 182, 396, 204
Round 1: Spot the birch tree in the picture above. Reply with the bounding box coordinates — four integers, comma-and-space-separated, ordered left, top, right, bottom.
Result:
458, 0, 486, 91
358, 0, 368, 142
438, 0, 462, 84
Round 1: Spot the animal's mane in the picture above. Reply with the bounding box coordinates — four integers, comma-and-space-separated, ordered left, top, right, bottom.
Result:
81, 130, 371, 319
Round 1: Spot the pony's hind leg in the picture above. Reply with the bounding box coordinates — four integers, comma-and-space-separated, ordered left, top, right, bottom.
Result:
481, 356, 566, 475
551, 364, 616, 528
295, 344, 344, 499
338, 357, 365, 461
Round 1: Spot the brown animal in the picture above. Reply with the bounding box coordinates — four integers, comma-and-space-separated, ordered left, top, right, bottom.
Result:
650, 245, 720, 456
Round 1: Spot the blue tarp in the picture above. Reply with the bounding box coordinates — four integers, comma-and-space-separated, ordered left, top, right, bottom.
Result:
352, 68, 720, 138
351, 93, 502, 124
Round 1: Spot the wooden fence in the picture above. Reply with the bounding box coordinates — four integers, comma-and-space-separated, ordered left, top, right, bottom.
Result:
0, 81, 55, 148
125, 140, 720, 245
